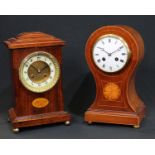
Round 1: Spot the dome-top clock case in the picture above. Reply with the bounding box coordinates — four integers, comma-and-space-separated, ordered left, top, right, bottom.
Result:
5, 32, 71, 132
84, 25, 145, 128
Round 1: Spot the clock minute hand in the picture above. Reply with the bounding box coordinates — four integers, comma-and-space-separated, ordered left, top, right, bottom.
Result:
31, 65, 38, 72
97, 47, 111, 56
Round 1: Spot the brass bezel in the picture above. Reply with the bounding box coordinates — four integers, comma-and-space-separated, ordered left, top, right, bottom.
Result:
19, 51, 60, 93
92, 34, 131, 73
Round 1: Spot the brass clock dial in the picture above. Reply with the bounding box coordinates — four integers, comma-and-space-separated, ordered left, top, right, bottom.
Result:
92, 34, 131, 73
28, 61, 51, 83
19, 51, 60, 93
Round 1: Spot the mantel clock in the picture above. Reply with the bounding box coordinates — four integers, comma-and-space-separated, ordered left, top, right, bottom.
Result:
5, 32, 71, 133
84, 25, 145, 128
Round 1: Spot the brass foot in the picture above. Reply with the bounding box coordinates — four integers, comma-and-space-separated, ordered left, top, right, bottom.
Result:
12, 128, 20, 133
65, 121, 70, 125
8, 117, 10, 122
87, 121, 92, 125
133, 125, 140, 128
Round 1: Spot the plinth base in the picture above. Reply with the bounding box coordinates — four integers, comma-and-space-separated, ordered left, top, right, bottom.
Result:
9, 108, 71, 132
85, 108, 145, 127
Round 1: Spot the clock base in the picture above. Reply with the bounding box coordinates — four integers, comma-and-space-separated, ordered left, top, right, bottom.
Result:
8, 108, 71, 131
84, 108, 145, 127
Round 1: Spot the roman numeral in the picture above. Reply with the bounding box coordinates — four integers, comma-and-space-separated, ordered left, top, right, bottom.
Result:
97, 47, 103, 50
119, 46, 124, 50
97, 59, 101, 63
120, 59, 124, 63
37, 56, 40, 60
102, 41, 104, 45
25, 63, 29, 67
109, 66, 112, 70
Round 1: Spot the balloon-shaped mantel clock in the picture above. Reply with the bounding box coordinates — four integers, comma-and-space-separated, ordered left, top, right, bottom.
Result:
84, 25, 145, 128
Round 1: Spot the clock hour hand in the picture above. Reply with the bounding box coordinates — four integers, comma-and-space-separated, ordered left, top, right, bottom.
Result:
40, 65, 48, 72
111, 46, 123, 55
31, 65, 41, 73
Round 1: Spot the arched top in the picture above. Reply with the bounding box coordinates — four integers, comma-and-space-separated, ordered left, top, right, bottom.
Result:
85, 25, 144, 77
5, 32, 65, 49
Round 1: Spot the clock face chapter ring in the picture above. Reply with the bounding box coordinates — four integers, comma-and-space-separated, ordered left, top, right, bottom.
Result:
92, 34, 131, 73
19, 51, 60, 93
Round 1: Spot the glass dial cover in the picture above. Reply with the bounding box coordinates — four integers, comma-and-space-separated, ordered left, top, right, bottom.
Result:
19, 51, 60, 93
92, 34, 131, 73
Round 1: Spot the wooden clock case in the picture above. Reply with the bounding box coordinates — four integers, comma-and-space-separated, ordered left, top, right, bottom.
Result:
5, 32, 71, 132
84, 25, 145, 128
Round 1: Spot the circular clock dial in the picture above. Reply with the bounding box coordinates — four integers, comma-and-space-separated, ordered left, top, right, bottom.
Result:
19, 51, 60, 93
92, 34, 131, 73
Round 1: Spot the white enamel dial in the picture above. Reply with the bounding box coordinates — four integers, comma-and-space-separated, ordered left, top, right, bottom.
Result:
92, 34, 131, 73
19, 51, 60, 93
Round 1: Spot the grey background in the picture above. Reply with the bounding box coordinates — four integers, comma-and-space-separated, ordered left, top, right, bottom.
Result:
0, 15, 155, 138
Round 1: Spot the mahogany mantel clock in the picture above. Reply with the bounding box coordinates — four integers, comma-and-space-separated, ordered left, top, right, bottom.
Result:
84, 25, 145, 128
5, 32, 71, 133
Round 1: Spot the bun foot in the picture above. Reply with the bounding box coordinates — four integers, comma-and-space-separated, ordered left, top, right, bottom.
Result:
13, 128, 20, 133
133, 125, 140, 128
65, 121, 70, 125
8, 117, 10, 122
87, 121, 92, 125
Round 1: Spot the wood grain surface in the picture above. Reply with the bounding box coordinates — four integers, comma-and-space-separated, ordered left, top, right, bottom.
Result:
84, 25, 145, 127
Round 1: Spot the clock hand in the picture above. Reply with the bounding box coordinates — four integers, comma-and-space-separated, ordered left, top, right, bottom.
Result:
31, 65, 42, 73
111, 46, 122, 55
97, 47, 111, 56
40, 65, 48, 72
31, 65, 39, 72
